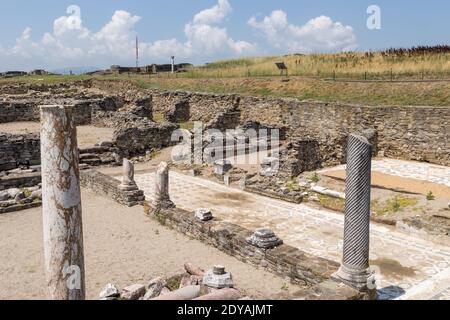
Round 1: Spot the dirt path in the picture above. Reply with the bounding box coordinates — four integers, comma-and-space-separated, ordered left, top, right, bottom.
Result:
322, 170, 450, 199
0, 189, 301, 300
0, 122, 114, 148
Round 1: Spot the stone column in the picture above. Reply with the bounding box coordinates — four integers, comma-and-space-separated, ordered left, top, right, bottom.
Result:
40, 105, 85, 300
335, 134, 375, 294
119, 159, 138, 191
153, 162, 175, 210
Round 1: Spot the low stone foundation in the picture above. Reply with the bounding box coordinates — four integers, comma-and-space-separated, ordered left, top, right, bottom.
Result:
144, 204, 339, 286
0, 201, 42, 215
80, 170, 144, 207
0, 172, 41, 190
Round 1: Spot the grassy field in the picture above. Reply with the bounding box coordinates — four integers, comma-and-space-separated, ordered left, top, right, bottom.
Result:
180, 50, 450, 80
1, 49, 449, 106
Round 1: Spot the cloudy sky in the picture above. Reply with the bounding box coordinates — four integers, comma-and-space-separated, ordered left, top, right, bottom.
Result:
0, 0, 448, 71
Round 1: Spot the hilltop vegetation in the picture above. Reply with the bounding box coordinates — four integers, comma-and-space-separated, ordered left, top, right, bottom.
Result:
184, 46, 450, 80
1, 47, 449, 106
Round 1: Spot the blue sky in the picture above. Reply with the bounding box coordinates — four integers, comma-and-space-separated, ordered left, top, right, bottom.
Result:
0, 0, 449, 71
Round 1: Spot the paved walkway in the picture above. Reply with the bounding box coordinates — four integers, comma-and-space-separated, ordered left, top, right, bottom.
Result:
132, 171, 450, 300
319, 158, 450, 188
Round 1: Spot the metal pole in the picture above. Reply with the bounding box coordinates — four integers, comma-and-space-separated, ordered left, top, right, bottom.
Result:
40, 105, 85, 300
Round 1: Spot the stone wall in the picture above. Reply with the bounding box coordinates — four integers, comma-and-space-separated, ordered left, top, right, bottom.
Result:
0, 97, 117, 125
150, 90, 240, 123
144, 89, 450, 167
0, 172, 41, 190
146, 205, 339, 286
0, 101, 39, 123
80, 169, 144, 207
0, 133, 41, 171
242, 99, 450, 166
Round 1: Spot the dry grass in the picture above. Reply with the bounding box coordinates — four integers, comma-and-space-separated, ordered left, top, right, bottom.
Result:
180, 51, 450, 80
2, 50, 449, 106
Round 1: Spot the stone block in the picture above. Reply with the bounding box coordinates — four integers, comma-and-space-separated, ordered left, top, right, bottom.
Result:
214, 160, 232, 176
202, 265, 234, 289
195, 208, 213, 222
247, 228, 283, 249
121, 284, 146, 300
99, 283, 120, 299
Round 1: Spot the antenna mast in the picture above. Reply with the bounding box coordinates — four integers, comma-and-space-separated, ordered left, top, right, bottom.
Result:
136, 36, 139, 68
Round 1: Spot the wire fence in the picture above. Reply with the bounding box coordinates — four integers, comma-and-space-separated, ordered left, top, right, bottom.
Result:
143, 68, 450, 83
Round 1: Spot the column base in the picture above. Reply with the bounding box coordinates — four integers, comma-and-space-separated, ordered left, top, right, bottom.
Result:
332, 264, 378, 300
118, 183, 139, 192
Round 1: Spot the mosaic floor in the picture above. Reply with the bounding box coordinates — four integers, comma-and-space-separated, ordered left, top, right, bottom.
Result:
130, 165, 450, 300
319, 158, 450, 188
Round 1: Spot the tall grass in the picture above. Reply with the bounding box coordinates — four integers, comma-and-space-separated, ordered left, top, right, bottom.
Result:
174, 50, 450, 80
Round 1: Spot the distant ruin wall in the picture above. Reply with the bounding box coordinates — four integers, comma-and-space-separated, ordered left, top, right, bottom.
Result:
0, 133, 41, 171
150, 90, 240, 123
0, 102, 40, 123
0, 98, 117, 125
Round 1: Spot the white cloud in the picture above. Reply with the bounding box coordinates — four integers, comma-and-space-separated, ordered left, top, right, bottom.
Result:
248, 10, 357, 53
53, 5, 90, 39
144, 0, 256, 61
193, 0, 231, 25
90, 10, 141, 58
0, 1, 255, 71
0, 2, 358, 71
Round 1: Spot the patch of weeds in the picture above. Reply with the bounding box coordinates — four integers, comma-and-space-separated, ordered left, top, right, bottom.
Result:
286, 180, 300, 192
153, 112, 165, 123
257, 88, 272, 96
20, 188, 32, 198
166, 274, 183, 291
154, 229, 160, 236
155, 212, 167, 226
309, 172, 320, 183
426, 191, 435, 201
179, 121, 195, 130
318, 195, 345, 212
148, 149, 161, 159
281, 283, 289, 291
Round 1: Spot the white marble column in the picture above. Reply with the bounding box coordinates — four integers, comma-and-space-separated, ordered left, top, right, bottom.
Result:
40, 105, 85, 300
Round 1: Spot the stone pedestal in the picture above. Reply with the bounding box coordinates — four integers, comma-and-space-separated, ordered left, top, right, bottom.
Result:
334, 134, 377, 297
246, 228, 283, 249
40, 105, 85, 300
118, 159, 138, 191
214, 160, 232, 176
195, 208, 213, 221
203, 265, 234, 289
153, 162, 175, 210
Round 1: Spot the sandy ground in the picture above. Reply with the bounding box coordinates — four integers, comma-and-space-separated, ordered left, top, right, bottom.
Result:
0, 121, 114, 148
0, 189, 302, 300
321, 170, 450, 200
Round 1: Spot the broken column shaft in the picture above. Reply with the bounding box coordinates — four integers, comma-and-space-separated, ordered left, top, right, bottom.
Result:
153, 162, 175, 210
40, 105, 85, 300
336, 134, 375, 293
119, 158, 138, 191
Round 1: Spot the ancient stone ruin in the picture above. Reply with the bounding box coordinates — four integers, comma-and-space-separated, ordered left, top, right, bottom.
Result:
1, 79, 449, 301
